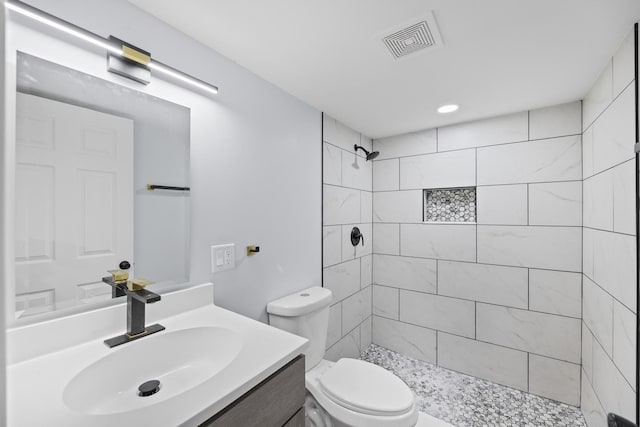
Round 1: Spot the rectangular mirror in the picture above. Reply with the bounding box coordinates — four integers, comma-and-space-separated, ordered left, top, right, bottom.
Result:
14, 52, 190, 321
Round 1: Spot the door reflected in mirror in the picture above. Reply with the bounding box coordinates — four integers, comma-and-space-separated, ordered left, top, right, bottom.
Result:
14, 52, 191, 321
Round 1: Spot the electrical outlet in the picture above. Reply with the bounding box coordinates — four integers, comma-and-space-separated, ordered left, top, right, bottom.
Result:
210, 244, 235, 273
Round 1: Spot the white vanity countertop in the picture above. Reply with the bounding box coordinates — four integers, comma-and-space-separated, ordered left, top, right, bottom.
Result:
7, 303, 308, 427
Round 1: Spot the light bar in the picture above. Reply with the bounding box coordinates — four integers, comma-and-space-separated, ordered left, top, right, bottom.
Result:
5, 0, 121, 56
5, 0, 219, 96
149, 62, 218, 95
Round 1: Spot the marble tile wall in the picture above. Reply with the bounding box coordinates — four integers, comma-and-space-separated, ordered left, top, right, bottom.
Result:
322, 114, 373, 359
324, 29, 637, 418
371, 98, 584, 406
580, 30, 637, 425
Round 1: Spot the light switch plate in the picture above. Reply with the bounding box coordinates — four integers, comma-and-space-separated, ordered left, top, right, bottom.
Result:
211, 244, 235, 273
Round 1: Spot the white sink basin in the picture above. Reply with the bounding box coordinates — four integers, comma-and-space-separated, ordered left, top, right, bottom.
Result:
63, 326, 242, 415
8, 288, 308, 427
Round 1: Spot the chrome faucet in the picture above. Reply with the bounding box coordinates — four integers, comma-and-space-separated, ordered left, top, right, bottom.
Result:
102, 270, 165, 348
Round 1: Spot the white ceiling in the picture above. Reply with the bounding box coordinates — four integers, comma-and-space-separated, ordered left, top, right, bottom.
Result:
129, 0, 640, 139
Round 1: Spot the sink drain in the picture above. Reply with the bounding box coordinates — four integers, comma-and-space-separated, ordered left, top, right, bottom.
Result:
138, 379, 161, 397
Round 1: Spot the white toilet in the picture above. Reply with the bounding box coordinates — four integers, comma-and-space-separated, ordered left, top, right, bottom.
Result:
267, 286, 421, 427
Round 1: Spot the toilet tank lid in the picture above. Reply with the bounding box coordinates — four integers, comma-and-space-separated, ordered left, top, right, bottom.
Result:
267, 287, 332, 316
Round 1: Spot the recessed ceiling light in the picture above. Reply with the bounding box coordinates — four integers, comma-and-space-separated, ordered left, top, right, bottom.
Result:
437, 104, 459, 113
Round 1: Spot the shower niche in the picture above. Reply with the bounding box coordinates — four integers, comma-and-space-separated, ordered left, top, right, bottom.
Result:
423, 187, 476, 223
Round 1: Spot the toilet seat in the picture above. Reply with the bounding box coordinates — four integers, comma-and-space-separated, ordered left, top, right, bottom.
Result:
319, 358, 414, 416
306, 359, 419, 427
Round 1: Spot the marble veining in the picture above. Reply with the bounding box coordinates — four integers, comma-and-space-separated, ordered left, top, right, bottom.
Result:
476, 136, 581, 186
360, 344, 586, 427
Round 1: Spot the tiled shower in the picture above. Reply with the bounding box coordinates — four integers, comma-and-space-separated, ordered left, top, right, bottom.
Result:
322, 29, 636, 426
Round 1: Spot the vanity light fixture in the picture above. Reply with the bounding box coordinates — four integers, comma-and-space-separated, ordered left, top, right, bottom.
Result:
148, 61, 218, 95
4, 0, 219, 96
4, 0, 121, 55
437, 104, 459, 113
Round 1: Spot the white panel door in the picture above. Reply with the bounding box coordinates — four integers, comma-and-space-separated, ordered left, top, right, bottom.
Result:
15, 93, 133, 316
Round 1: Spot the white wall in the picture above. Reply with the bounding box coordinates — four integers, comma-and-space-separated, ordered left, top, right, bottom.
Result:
322, 114, 373, 360
581, 29, 637, 426
6, 0, 321, 323
0, 1, 6, 423
371, 102, 584, 406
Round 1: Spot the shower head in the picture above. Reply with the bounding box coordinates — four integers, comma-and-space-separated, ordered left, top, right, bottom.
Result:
366, 150, 380, 160
354, 144, 380, 161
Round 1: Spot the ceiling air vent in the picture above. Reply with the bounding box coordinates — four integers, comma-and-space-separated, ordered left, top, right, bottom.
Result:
382, 13, 442, 60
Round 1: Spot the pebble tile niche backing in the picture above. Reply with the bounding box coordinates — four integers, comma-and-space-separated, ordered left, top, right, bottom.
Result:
424, 187, 476, 222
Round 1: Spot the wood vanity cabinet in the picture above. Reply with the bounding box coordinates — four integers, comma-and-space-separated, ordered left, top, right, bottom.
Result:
200, 355, 305, 427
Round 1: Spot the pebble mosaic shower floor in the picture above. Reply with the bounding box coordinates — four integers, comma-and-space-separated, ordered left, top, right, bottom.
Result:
360, 344, 587, 427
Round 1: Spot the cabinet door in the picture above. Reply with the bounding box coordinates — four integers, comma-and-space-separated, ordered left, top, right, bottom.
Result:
201, 355, 305, 427
283, 408, 304, 427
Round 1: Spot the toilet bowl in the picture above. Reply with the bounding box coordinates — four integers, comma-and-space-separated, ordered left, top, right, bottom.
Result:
305, 358, 419, 426
267, 287, 419, 427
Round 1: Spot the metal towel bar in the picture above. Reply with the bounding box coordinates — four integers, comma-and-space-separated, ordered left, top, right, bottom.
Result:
146, 184, 190, 192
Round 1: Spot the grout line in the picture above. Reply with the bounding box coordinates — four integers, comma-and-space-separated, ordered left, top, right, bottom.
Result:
368, 220, 582, 229
583, 320, 636, 392
527, 268, 530, 310
435, 331, 438, 365
583, 225, 636, 238
323, 140, 370, 160
527, 353, 530, 391
370, 179, 585, 194
474, 302, 477, 339
399, 288, 581, 320
580, 87, 585, 357
579, 320, 583, 406
581, 216, 588, 404
435, 260, 439, 294
583, 76, 634, 133
581, 365, 608, 416
374, 313, 582, 366
475, 149, 478, 262
611, 297, 615, 362
634, 24, 639, 424
324, 183, 374, 193
611, 58, 615, 101
580, 275, 584, 320
474, 147, 480, 186
527, 184, 530, 225
584, 271, 636, 315
583, 157, 636, 182
612, 173, 616, 230
340, 225, 344, 263
368, 252, 581, 275
339, 145, 343, 186
321, 114, 325, 286
475, 223, 478, 263
340, 301, 344, 339
365, 134, 581, 163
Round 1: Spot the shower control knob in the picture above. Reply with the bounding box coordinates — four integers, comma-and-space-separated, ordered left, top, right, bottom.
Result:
351, 227, 364, 247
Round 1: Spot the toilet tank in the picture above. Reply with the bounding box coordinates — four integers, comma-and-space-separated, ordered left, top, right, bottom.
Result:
267, 287, 332, 371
